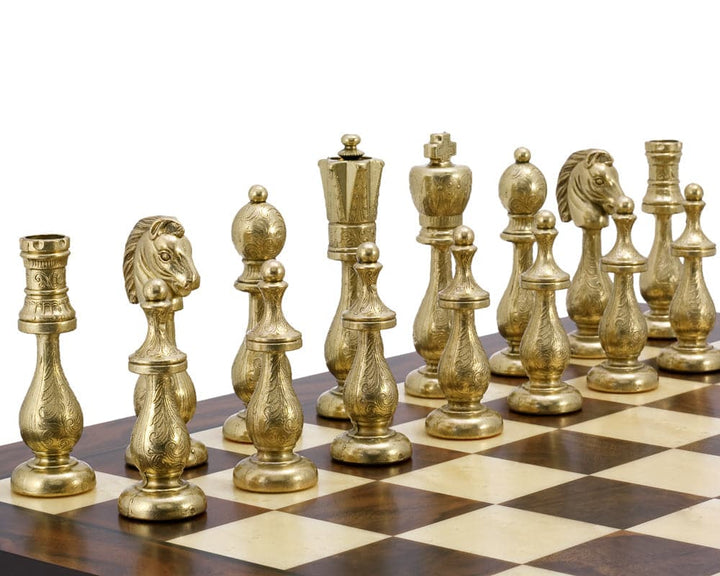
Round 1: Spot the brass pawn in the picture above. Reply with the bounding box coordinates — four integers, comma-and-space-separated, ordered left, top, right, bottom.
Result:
508, 211, 583, 415
426, 226, 503, 439
233, 260, 318, 492
119, 279, 207, 521
490, 147, 547, 377
13, 235, 96, 497
658, 184, 720, 372
588, 197, 659, 392
406, 133, 472, 398
223, 185, 286, 443
317, 134, 384, 420
331, 243, 412, 464
640, 140, 684, 339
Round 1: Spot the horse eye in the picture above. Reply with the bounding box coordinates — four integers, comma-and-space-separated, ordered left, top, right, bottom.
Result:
594, 177, 604, 185
159, 251, 172, 262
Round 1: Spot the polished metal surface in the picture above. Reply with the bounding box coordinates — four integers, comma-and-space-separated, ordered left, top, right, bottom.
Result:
12, 235, 96, 497
490, 147, 546, 377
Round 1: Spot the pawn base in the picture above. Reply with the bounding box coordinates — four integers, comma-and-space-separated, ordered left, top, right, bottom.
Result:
587, 361, 659, 393
11, 456, 96, 497
657, 345, 720, 374
118, 480, 206, 521
405, 366, 444, 399
425, 405, 503, 439
233, 454, 318, 493
489, 348, 525, 377
508, 382, 583, 415
126, 437, 208, 469
644, 312, 675, 340
222, 409, 252, 443
316, 385, 349, 420
568, 332, 606, 359
331, 429, 412, 465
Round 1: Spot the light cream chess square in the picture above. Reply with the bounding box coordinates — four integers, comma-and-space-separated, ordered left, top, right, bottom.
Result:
170, 510, 388, 570
191, 467, 372, 510
192, 423, 340, 455
392, 417, 554, 454
382, 454, 582, 503
631, 499, 720, 550
594, 449, 720, 498
398, 505, 613, 564
0, 471, 136, 515
494, 567, 576, 576
565, 405, 720, 447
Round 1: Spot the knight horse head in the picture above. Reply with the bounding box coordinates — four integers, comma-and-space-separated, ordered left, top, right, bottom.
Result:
556, 149, 628, 229
123, 216, 201, 305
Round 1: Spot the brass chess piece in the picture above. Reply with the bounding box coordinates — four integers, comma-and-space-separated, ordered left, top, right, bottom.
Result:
331, 243, 412, 464
556, 149, 626, 358
508, 211, 583, 415
234, 260, 318, 492
658, 184, 720, 372
119, 279, 207, 521
426, 226, 503, 439
489, 147, 547, 377
316, 134, 384, 420
640, 140, 684, 339
122, 216, 207, 468
588, 197, 659, 393
406, 132, 472, 398
223, 185, 286, 443
12, 235, 96, 497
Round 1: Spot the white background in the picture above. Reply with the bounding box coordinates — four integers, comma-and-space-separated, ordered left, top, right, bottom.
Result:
0, 1, 718, 445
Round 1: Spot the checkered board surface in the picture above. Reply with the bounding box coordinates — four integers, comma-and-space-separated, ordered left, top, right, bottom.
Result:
2, 326, 720, 576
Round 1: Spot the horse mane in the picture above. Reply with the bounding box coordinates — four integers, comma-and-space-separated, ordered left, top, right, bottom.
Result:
556, 149, 614, 222
123, 216, 185, 303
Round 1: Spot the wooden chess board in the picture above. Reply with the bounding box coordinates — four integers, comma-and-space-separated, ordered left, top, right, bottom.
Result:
2, 323, 720, 576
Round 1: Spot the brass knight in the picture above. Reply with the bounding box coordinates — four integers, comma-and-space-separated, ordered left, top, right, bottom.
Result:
122, 216, 207, 468
13, 235, 96, 497
556, 149, 626, 358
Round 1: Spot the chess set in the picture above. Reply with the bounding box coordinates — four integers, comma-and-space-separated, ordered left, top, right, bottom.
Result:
1, 135, 720, 575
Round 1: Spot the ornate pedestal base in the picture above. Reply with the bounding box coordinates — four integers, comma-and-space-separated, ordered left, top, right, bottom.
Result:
118, 481, 206, 521
508, 383, 583, 415
587, 362, 659, 393
425, 405, 502, 439
233, 454, 318, 493
568, 332, 606, 359
404, 366, 443, 398
11, 457, 95, 498
658, 345, 720, 374
222, 410, 251, 443
331, 430, 412, 465
316, 385, 348, 420
644, 312, 675, 340
489, 348, 525, 377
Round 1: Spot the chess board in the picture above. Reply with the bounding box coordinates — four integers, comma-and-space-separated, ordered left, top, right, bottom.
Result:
2, 321, 720, 576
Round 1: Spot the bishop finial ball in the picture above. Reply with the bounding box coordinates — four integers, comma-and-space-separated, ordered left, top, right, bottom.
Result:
248, 185, 268, 204
514, 147, 531, 163
144, 279, 169, 302
357, 242, 379, 264
535, 210, 555, 230
341, 134, 361, 148
454, 225, 474, 246
261, 259, 285, 283
685, 183, 703, 202
617, 196, 634, 215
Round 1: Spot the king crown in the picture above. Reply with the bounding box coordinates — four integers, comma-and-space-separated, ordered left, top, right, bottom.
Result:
424, 132, 456, 164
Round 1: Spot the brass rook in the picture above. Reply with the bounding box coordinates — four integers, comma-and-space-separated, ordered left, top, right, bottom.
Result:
587, 198, 659, 393
223, 185, 286, 443
508, 212, 583, 414
119, 279, 207, 521
426, 226, 503, 439
490, 147, 547, 377
658, 184, 720, 372
331, 243, 412, 464
640, 140, 683, 339
233, 260, 318, 492
406, 133, 472, 398
122, 216, 207, 468
317, 134, 384, 420
556, 150, 625, 359
13, 235, 96, 497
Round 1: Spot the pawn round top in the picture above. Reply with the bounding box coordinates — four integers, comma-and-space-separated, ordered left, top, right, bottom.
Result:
602, 197, 647, 273
535, 210, 555, 229
498, 147, 548, 217
685, 183, 703, 202
338, 134, 365, 160
357, 241, 379, 264
521, 210, 570, 290
439, 225, 489, 310
616, 196, 634, 215
231, 185, 286, 262
672, 183, 716, 258
262, 259, 285, 283
454, 225, 474, 246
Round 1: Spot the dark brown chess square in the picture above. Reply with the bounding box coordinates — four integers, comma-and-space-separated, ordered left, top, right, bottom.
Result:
680, 434, 720, 457
478, 429, 665, 474
646, 385, 720, 418
531, 531, 720, 576
292, 538, 515, 576
280, 482, 488, 534
503, 476, 708, 529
